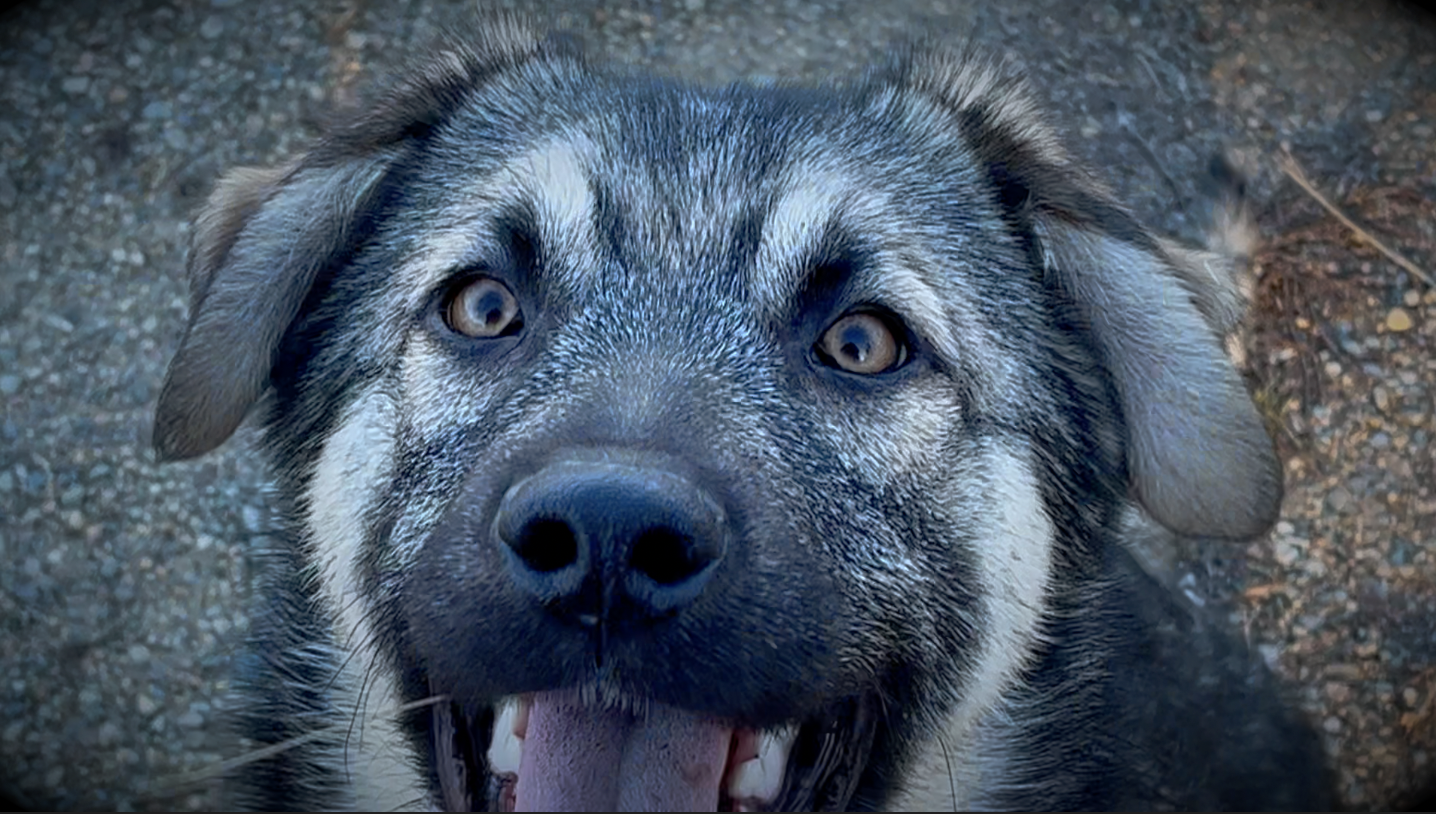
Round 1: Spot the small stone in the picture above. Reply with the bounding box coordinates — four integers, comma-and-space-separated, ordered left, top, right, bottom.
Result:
62, 76, 90, 94
97, 721, 120, 746
1326, 485, 1354, 513
1385, 307, 1413, 332
1324, 682, 1351, 703
142, 100, 171, 119
0, 375, 19, 395
200, 15, 225, 39
1404, 687, 1420, 707
1322, 716, 1342, 733
1364, 109, 1385, 123
1405, 290, 1422, 307
135, 694, 157, 716
177, 710, 204, 728
1273, 537, 1304, 567
128, 643, 151, 663
1257, 643, 1281, 671
1373, 386, 1390, 411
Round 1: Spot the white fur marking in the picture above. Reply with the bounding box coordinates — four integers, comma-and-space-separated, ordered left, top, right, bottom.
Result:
306, 386, 431, 811
888, 440, 1053, 812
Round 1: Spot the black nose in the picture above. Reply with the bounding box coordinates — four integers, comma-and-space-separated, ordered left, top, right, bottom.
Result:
494, 457, 728, 625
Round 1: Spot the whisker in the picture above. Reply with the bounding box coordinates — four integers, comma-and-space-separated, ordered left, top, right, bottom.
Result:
150, 695, 451, 792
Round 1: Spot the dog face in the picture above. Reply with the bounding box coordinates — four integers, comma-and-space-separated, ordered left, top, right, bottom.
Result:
154, 19, 1282, 811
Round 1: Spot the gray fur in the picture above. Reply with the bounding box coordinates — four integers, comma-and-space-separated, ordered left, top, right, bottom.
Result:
154, 17, 1327, 811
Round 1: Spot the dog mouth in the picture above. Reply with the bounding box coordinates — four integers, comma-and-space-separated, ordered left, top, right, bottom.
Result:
431, 690, 879, 811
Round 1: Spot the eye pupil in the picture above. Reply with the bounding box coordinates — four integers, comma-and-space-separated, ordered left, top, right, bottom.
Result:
839, 325, 871, 363
477, 293, 506, 327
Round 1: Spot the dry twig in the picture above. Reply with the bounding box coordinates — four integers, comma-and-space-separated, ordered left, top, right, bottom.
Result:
1277, 147, 1434, 288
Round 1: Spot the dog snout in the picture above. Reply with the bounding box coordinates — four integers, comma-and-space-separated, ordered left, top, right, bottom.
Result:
494, 455, 729, 625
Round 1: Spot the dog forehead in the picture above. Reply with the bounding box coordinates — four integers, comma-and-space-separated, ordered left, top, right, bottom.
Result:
412, 76, 984, 303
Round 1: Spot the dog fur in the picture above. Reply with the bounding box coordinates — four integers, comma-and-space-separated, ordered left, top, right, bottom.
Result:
154, 18, 1329, 811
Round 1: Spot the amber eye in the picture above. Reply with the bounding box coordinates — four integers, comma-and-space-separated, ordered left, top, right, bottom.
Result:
817, 312, 904, 375
446, 277, 522, 338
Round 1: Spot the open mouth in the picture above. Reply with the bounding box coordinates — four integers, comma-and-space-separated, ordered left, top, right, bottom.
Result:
431, 689, 879, 811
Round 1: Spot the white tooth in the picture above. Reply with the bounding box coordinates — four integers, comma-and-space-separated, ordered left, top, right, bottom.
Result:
513, 695, 531, 739
727, 727, 797, 804
487, 702, 523, 776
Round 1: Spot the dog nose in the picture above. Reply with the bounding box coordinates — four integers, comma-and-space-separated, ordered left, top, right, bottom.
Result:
494, 457, 728, 624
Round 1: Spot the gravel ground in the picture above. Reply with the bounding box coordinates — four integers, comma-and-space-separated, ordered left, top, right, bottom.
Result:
1, 0, 1432, 809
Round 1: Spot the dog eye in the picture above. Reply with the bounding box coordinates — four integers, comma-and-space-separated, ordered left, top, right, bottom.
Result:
817, 312, 905, 375
446, 277, 523, 338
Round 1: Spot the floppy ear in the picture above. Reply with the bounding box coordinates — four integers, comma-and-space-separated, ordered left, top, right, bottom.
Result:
903, 45, 1282, 539
153, 18, 552, 461
152, 157, 393, 461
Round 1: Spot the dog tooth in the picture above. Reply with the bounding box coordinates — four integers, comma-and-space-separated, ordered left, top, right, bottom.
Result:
513, 695, 531, 740
726, 728, 795, 803
488, 703, 523, 775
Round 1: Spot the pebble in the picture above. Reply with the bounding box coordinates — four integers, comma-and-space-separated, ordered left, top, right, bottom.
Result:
1404, 687, 1420, 707
1372, 386, 1390, 411
1326, 485, 1355, 513
1274, 537, 1306, 567
1385, 307, 1414, 332
200, 15, 225, 40
1324, 716, 1343, 734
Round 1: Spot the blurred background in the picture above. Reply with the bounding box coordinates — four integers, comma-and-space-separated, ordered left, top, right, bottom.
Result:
1, 0, 1433, 809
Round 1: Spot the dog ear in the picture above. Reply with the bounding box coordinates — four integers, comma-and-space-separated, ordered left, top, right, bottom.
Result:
151, 157, 393, 461
153, 18, 553, 461
903, 45, 1282, 539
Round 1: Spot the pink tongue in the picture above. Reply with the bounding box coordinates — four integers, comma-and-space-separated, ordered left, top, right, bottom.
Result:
514, 691, 732, 812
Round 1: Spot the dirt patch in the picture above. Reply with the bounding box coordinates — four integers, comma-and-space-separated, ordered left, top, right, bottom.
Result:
1240, 178, 1436, 809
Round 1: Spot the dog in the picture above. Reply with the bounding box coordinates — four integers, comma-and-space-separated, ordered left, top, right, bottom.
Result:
152, 17, 1330, 811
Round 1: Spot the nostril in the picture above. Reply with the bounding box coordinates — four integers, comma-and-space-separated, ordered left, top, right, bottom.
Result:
511, 518, 579, 574
628, 528, 709, 586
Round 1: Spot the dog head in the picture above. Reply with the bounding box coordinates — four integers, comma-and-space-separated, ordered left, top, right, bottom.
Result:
155, 19, 1280, 811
